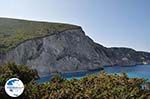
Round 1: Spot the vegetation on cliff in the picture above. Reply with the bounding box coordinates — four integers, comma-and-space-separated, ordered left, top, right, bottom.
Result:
0, 63, 150, 99
0, 18, 79, 52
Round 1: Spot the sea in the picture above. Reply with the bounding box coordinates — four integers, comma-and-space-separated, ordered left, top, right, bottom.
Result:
36, 64, 150, 83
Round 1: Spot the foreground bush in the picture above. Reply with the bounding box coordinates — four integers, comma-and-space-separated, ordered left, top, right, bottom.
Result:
0, 62, 39, 85
0, 63, 150, 99
0, 63, 39, 98
36, 73, 150, 99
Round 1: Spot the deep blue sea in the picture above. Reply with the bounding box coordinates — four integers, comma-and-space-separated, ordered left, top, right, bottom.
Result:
37, 65, 150, 83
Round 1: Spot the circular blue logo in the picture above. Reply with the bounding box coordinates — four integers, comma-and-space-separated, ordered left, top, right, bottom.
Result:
5, 78, 24, 97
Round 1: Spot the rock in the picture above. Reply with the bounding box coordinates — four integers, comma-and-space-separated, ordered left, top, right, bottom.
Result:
0, 18, 150, 76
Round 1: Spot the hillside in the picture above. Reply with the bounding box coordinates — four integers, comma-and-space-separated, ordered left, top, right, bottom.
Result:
0, 18, 150, 76
0, 18, 79, 52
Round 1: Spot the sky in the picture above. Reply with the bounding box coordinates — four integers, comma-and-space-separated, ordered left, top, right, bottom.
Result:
0, 0, 149, 52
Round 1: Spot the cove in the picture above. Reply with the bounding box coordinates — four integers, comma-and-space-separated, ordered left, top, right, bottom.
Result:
36, 64, 150, 83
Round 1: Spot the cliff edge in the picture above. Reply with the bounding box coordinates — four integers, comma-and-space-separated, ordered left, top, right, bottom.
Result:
0, 18, 150, 76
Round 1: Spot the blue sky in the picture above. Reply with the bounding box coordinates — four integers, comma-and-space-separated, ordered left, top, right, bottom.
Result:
0, 0, 149, 52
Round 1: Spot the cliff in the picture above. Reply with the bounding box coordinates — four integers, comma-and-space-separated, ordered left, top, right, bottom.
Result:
0, 18, 150, 76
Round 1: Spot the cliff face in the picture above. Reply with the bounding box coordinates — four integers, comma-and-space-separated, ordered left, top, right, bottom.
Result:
0, 27, 112, 76
105, 47, 150, 66
0, 18, 150, 76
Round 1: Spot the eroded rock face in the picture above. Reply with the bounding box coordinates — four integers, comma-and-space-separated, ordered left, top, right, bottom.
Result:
105, 48, 150, 66
0, 28, 150, 76
0, 28, 111, 76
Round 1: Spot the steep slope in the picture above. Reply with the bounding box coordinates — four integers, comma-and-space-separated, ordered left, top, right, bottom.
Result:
0, 18, 150, 76
0, 26, 112, 76
105, 47, 150, 66
0, 18, 79, 52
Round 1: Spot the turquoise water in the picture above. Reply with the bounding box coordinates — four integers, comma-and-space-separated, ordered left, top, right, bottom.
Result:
37, 65, 150, 83
36, 69, 100, 83
104, 64, 150, 81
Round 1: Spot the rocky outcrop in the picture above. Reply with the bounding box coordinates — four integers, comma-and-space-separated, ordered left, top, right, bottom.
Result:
0, 19, 150, 76
0, 27, 112, 76
105, 47, 150, 66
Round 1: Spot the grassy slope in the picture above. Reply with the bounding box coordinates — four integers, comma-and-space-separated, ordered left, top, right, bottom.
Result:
0, 18, 79, 53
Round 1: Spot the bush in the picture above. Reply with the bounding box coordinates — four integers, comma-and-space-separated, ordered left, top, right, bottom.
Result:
0, 62, 39, 85
0, 63, 150, 99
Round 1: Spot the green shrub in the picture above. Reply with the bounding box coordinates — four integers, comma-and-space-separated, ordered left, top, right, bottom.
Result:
0, 63, 150, 99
